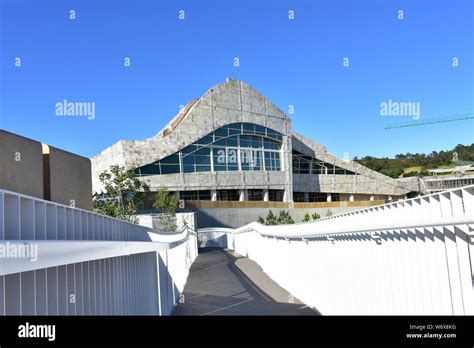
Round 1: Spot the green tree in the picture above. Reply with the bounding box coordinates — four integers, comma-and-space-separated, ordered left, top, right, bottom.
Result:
93, 165, 149, 223
257, 216, 265, 224
154, 189, 179, 232
154, 188, 178, 214
311, 212, 320, 220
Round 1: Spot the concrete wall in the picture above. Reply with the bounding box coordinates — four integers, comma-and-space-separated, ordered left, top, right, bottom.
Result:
176, 212, 196, 230
47, 146, 93, 210
0, 130, 44, 199
136, 214, 154, 228
0, 130, 92, 210
293, 173, 408, 197
144, 171, 287, 192
137, 212, 196, 232
194, 206, 363, 229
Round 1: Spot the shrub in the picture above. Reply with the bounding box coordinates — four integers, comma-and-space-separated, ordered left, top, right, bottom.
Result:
302, 213, 311, 222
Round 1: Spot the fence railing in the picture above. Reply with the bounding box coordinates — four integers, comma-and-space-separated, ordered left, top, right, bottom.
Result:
0, 189, 198, 315
198, 185, 474, 315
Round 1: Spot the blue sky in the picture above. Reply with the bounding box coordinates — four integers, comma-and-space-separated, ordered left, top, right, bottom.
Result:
0, 0, 473, 160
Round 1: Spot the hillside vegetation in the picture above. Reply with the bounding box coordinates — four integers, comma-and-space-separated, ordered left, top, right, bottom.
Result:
353, 144, 474, 179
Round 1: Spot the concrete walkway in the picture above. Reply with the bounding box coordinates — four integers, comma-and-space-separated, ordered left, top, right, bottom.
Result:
173, 248, 318, 315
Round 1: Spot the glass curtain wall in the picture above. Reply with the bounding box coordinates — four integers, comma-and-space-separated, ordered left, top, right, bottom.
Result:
135, 123, 283, 176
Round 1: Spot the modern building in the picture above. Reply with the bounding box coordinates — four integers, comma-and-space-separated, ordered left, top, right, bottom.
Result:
395, 166, 474, 195
422, 165, 474, 193
91, 78, 414, 205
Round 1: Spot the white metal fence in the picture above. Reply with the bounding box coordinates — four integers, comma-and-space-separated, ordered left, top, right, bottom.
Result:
199, 185, 474, 315
0, 189, 198, 315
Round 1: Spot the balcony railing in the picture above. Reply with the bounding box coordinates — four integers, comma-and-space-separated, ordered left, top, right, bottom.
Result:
0, 189, 198, 315
198, 185, 474, 315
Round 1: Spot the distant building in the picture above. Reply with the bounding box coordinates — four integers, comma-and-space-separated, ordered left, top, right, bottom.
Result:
0, 130, 93, 210
428, 165, 474, 176
91, 78, 415, 205
423, 166, 474, 193
396, 165, 474, 195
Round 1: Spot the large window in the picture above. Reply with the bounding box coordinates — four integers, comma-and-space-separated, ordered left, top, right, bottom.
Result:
268, 190, 284, 202
292, 151, 356, 175
180, 190, 211, 201
293, 192, 305, 202
217, 189, 239, 201
213, 147, 239, 171
240, 145, 262, 171
293, 192, 334, 202
135, 123, 283, 176
265, 152, 281, 171
183, 147, 211, 173
248, 189, 264, 201
136, 154, 180, 175
308, 193, 328, 202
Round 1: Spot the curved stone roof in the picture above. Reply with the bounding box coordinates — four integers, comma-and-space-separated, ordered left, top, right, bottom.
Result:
91, 78, 291, 191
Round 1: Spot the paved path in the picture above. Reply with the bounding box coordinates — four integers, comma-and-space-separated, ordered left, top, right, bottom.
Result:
174, 248, 318, 315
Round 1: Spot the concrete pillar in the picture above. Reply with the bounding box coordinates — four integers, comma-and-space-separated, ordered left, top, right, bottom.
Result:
211, 190, 217, 201
239, 189, 247, 201
263, 189, 269, 202
327, 193, 332, 202
283, 189, 292, 202
304, 192, 309, 203
349, 195, 354, 202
